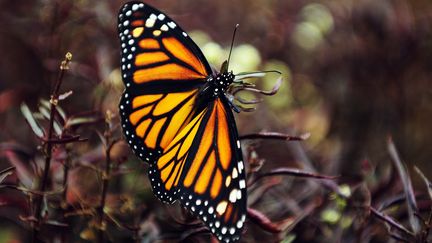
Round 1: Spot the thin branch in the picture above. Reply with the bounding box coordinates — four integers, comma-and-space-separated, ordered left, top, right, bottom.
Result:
42, 135, 87, 144
96, 115, 118, 243
32, 52, 72, 243
250, 167, 337, 185
0, 166, 15, 183
240, 132, 310, 141
388, 138, 421, 234
369, 206, 415, 238
247, 207, 281, 233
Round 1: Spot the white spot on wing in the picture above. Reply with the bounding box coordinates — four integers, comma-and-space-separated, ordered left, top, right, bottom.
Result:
216, 201, 228, 215
160, 24, 168, 31
145, 18, 155, 28
236, 189, 242, 199
157, 13, 165, 20
236, 220, 243, 229
229, 189, 237, 203
232, 168, 238, 179
239, 180, 246, 189
238, 161, 244, 173
168, 21, 176, 28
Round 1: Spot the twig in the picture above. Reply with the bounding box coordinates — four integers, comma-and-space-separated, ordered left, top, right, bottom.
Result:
42, 135, 87, 144
420, 210, 432, 243
96, 112, 117, 243
239, 132, 310, 141
0, 166, 15, 183
387, 138, 421, 234
247, 207, 281, 233
32, 52, 72, 243
250, 167, 338, 185
369, 206, 415, 238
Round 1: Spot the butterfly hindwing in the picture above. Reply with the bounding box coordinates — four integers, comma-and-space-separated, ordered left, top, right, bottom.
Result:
147, 107, 208, 203
151, 98, 247, 241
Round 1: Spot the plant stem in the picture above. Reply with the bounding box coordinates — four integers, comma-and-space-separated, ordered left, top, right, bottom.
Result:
421, 210, 432, 242
32, 53, 72, 243
96, 125, 116, 243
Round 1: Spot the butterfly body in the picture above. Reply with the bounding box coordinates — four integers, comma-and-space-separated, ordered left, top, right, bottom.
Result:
118, 2, 246, 242
194, 71, 235, 112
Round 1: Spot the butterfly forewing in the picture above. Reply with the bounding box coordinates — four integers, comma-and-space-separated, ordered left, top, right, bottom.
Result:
118, 1, 213, 196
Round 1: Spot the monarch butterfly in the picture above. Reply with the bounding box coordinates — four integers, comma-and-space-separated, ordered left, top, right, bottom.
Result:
118, 2, 260, 242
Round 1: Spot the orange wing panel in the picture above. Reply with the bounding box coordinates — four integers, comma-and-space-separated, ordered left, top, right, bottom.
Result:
162, 37, 208, 76
133, 63, 204, 84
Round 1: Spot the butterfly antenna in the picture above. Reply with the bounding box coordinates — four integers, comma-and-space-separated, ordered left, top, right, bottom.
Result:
227, 24, 239, 69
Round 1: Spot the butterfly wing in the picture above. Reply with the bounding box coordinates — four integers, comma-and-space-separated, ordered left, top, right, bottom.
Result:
152, 97, 247, 241
118, 2, 212, 183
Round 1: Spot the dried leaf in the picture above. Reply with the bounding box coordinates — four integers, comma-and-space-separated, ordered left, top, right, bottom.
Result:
44, 220, 69, 227
3, 150, 34, 188
38, 105, 50, 120
58, 90, 73, 100
80, 227, 96, 241
109, 140, 130, 164
414, 166, 432, 201
56, 104, 67, 121
247, 207, 281, 233
65, 116, 101, 128
0, 166, 15, 184
40, 99, 51, 109
20, 103, 44, 138
66, 166, 101, 206
387, 138, 421, 234
53, 120, 63, 136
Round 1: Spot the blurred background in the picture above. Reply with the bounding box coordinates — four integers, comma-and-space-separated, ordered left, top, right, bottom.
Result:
1, 0, 432, 242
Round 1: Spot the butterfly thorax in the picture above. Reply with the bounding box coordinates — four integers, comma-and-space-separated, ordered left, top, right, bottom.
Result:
204, 71, 234, 96
194, 71, 234, 113
194, 71, 234, 110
